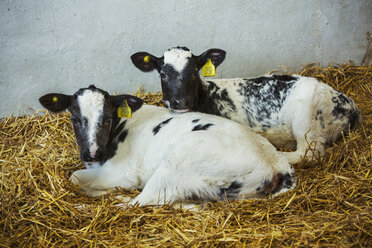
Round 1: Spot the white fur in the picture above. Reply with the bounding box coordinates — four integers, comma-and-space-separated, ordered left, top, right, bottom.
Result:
197, 75, 359, 164
70, 105, 296, 206
77, 90, 105, 157
163, 48, 192, 72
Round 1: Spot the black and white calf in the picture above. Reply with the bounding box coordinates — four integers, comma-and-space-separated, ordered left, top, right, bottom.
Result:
131, 47, 361, 164
39, 85, 296, 206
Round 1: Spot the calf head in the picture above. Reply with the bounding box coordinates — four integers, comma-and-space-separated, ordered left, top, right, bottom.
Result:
39, 85, 143, 163
131, 47, 226, 112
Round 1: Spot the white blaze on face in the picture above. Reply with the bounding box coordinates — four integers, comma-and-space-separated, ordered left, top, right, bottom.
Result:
163, 48, 192, 72
78, 90, 105, 157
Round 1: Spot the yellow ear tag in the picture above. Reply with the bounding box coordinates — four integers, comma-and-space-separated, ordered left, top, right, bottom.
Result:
202, 59, 216, 77
52, 96, 58, 102
143, 56, 150, 63
118, 100, 132, 118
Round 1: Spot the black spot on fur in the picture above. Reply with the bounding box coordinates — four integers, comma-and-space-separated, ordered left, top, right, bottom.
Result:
192, 123, 214, 131
192, 119, 200, 123
272, 75, 297, 82
331, 92, 360, 130
237, 75, 297, 129
198, 81, 237, 118
316, 110, 325, 128
168, 46, 190, 52
153, 118, 173, 135
282, 173, 294, 189
331, 93, 352, 118
118, 130, 128, 142
319, 116, 325, 129
218, 181, 242, 200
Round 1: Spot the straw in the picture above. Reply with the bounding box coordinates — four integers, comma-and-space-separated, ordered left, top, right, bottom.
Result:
0, 64, 371, 247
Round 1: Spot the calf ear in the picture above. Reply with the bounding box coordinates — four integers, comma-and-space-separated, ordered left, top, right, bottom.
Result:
197, 49, 226, 69
39, 93, 72, 113
131, 52, 161, 72
111, 95, 144, 113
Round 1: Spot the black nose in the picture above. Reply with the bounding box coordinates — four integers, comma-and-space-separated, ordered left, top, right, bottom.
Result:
172, 99, 189, 109
82, 151, 94, 162
82, 150, 104, 162
173, 99, 180, 108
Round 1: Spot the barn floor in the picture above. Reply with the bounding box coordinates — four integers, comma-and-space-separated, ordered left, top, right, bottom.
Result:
0, 64, 371, 247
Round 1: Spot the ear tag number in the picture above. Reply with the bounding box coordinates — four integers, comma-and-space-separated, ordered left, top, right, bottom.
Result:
143, 56, 150, 63
118, 100, 132, 118
202, 59, 216, 77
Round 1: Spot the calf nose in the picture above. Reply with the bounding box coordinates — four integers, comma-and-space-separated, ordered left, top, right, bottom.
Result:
172, 99, 180, 108
82, 151, 94, 162
171, 98, 190, 110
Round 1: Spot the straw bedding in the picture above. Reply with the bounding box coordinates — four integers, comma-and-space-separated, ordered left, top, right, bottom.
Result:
0, 64, 371, 247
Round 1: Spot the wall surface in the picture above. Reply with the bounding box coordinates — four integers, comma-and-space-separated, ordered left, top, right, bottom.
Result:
0, 0, 371, 117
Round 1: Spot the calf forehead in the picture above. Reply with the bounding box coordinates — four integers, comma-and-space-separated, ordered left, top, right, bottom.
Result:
77, 90, 105, 119
163, 48, 193, 72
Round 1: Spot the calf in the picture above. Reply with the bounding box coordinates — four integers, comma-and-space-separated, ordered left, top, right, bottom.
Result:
39, 85, 296, 206
131, 47, 361, 164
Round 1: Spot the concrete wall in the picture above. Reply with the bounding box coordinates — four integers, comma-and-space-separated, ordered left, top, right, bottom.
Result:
0, 0, 371, 117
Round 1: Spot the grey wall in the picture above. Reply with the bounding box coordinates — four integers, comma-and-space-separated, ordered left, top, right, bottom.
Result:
0, 0, 371, 117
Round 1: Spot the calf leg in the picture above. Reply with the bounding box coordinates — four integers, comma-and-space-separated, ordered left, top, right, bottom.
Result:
281, 94, 327, 163
70, 166, 138, 197
281, 131, 326, 164
130, 165, 214, 206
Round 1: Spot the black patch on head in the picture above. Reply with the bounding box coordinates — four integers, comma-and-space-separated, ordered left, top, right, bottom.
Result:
192, 123, 214, 131
153, 118, 173, 135
236, 75, 297, 129
74, 85, 108, 97
218, 181, 242, 200
159, 64, 180, 102
111, 120, 127, 138
160, 52, 198, 110
168, 46, 190, 52
100, 119, 127, 165
192, 119, 200, 123
197, 81, 237, 118
118, 129, 129, 142
65, 87, 113, 164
